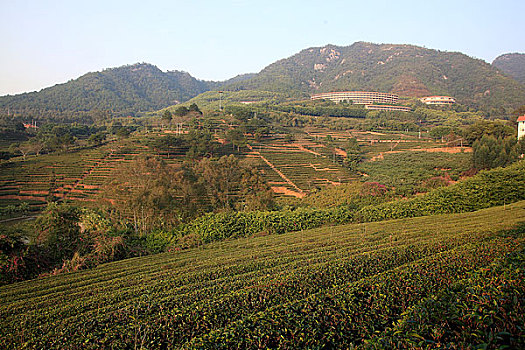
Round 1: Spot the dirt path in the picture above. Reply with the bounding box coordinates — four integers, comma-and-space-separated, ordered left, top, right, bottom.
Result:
247, 144, 305, 197
297, 145, 322, 156
62, 149, 115, 200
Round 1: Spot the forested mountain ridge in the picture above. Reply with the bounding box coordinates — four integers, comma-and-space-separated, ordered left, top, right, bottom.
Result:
224, 42, 525, 111
493, 53, 525, 85
2, 43, 525, 123
0, 63, 212, 122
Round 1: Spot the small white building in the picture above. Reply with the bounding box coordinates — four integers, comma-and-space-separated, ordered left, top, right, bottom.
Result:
518, 115, 525, 140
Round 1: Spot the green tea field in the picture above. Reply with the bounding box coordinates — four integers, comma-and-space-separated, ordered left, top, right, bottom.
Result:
1, 201, 524, 349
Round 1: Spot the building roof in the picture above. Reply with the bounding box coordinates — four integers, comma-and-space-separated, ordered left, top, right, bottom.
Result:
518, 115, 525, 122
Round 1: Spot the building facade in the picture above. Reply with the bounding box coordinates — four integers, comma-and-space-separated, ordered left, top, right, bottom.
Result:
420, 96, 456, 105
518, 115, 525, 140
311, 91, 399, 105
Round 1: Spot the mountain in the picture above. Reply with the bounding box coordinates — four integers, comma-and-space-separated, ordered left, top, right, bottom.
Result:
4, 43, 525, 123
224, 42, 525, 111
0, 63, 212, 122
493, 53, 525, 85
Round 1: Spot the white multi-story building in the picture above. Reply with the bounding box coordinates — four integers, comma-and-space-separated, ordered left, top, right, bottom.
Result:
311, 91, 399, 105
518, 115, 525, 140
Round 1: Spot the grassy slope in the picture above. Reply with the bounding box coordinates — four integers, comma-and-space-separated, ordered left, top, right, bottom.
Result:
1, 201, 524, 349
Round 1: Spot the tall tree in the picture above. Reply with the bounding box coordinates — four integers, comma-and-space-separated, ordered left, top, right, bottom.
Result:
472, 135, 518, 170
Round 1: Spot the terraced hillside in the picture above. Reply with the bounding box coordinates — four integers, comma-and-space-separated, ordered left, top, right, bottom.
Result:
0, 121, 475, 216
247, 138, 355, 198
0, 139, 153, 210
1, 201, 524, 349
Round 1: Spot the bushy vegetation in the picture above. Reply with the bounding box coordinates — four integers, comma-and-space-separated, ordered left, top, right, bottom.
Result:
0, 204, 128, 284
165, 161, 525, 247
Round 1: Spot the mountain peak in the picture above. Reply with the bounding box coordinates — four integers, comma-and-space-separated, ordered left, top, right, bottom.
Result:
493, 53, 525, 84
0, 63, 212, 122
224, 42, 525, 110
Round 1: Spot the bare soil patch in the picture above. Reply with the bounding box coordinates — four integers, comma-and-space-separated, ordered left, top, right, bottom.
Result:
19, 190, 49, 195
315, 178, 342, 186
334, 148, 347, 157
271, 186, 306, 198
80, 184, 99, 190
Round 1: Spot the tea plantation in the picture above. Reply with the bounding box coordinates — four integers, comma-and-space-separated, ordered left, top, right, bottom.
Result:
1, 201, 524, 349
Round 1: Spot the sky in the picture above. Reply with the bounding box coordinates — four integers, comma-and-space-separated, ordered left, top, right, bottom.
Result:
1, 0, 524, 96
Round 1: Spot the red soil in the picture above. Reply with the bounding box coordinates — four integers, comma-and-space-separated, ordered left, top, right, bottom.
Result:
271, 186, 306, 198
80, 184, 99, 190
333, 148, 347, 157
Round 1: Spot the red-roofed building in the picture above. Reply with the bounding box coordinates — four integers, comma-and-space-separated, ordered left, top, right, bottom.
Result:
518, 115, 525, 140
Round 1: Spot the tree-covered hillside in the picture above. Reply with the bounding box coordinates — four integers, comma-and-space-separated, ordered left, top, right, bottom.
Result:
493, 53, 525, 85
0, 63, 212, 122
3, 42, 525, 123
225, 42, 525, 112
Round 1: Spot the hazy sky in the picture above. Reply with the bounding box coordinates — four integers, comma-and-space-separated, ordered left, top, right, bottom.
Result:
1, 0, 524, 96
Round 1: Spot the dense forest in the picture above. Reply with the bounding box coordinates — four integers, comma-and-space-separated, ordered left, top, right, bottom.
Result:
0, 64, 213, 123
